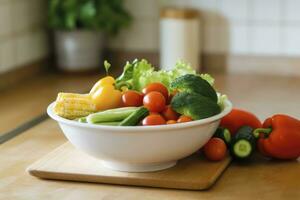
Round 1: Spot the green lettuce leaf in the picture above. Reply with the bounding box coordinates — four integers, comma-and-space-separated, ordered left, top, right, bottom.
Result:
116, 59, 214, 92
217, 93, 228, 111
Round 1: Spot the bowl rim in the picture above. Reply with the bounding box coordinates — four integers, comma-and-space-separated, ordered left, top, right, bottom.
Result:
47, 99, 232, 132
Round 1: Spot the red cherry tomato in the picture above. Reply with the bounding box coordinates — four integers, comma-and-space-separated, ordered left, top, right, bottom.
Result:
142, 82, 169, 100
142, 114, 166, 126
149, 112, 159, 115
162, 106, 179, 120
143, 91, 166, 112
121, 90, 143, 107
166, 120, 177, 125
203, 138, 227, 161
177, 115, 193, 123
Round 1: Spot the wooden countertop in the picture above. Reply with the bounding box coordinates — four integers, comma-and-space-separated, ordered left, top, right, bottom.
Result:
0, 73, 300, 199
0, 73, 100, 138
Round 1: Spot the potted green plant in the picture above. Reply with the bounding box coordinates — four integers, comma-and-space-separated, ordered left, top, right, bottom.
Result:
48, 0, 131, 72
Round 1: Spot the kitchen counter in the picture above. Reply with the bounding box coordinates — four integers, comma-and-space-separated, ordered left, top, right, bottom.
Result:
0, 73, 100, 139
0, 73, 300, 199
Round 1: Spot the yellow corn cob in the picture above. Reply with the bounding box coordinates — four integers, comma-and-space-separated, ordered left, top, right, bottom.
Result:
54, 93, 97, 119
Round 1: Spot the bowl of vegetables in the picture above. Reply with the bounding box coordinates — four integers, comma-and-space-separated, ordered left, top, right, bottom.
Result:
48, 59, 232, 172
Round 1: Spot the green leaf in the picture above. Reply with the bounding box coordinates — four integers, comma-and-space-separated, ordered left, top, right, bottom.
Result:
48, 0, 132, 34
115, 59, 201, 92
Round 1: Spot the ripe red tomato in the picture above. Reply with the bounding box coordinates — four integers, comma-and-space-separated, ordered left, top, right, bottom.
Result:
143, 91, 166, 112
203, 138, 227, 161
149, 112, 159, 115
166, 120, 177, 125
177, 115, 193, 123
142, 82, 169, 100
142, 114, 166, 126
162, 106, 179, 120
121, 90, 143, 107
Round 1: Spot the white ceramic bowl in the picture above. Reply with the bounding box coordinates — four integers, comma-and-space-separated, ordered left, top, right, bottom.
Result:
47, 100, 232, 172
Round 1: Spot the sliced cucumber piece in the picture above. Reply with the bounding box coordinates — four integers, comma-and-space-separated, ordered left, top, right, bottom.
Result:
233, 139, 252, 158
230, 126, 256, 160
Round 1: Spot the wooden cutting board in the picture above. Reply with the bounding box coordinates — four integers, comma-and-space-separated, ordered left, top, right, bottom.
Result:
27, 142, 231, 190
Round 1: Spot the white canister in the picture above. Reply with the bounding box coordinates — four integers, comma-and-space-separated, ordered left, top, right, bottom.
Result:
160, 7, 200, 71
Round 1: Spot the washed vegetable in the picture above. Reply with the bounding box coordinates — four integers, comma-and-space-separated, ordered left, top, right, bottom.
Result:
162, 105, 179, 121
213, 127, 231, 145
142, 82, 169, 100
115, 60, 136, 89
115, 59, 213, 91
87, 107, 138, 124
54, 93, 96, 119
119, 107, 149, 126
90, 78, 122, 111
142, 114, 166, 126
220, 109, 262, 135
230, 126, 256, 160
253, 114, 300, 160
166, 120, 177, 124
54, 59, 227, 127
171, 92, 221, 120
77, 117, 87, 123
170, 74, 218, 102
204, 138, 227, 161
90, 76, 115, 94
143, 91, 166, 113
177, 115, 192, 123
121, 90, 143, 107
217, 94, 228, 111
95, 121, 121, 126
89, 61, 122, 110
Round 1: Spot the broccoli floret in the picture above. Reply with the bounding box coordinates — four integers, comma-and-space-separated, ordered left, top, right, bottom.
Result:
170, 74, 218, 102
171, 92, 221, 120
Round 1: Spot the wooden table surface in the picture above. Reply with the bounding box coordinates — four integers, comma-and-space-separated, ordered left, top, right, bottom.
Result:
0, 73, 100, 138
0, 73, 300, 200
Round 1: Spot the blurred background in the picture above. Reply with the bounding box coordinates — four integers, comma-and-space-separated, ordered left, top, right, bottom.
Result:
1, 0, 300, 81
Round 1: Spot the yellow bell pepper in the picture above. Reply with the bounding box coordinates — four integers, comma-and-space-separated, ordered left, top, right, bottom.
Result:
89, 76, 115, 95
90, 76, 122, 111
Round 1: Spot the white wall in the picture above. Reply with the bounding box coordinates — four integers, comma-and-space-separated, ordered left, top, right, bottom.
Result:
1, 0, 300, 74
109, 0, 300, 57
0, 0, 49, 74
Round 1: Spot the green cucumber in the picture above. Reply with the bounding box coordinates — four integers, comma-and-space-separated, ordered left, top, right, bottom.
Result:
230, 126, 256, 160
119, 107, 149, 126
77, 117, 87, 123
214, 127, 231, 145
87, 107, 139, 124
101, 107, 138, 113
95, 121, 121, 126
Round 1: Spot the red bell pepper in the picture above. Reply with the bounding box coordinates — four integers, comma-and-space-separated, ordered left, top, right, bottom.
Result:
253, 114, 300, 160
220, 108, 262, 135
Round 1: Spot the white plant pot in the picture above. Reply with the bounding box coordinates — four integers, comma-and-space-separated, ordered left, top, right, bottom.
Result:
54, 30, 103, 72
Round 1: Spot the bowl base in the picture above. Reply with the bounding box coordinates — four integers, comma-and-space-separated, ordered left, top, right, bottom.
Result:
100, 160, 177, 172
